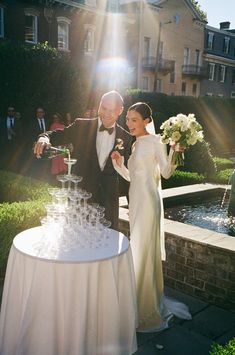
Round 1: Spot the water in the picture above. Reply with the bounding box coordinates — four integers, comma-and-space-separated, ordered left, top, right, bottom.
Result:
164, 197, 235, 236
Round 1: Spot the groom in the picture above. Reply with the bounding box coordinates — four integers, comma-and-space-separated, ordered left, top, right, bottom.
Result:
34, 91, 132, 230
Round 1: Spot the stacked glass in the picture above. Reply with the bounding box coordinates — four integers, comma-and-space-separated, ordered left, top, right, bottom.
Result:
40, 158, 112, 253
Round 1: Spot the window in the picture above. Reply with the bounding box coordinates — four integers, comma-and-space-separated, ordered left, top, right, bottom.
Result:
223, 37, 230, 54
206, 93, 213, 96
195, 49, 200, 66
144, 37, 151, 59
231, 92, 235, 98
84, 25, 95, 54
219, 65, 226, 82
85, 0, 97, 7
232, 69, 235, 84
182, 82, 186, 95
106, 0, 118, 12
0, 7, 4, 38
25, 11, 38, 43
156, 79, 162, 93
57, 17, 71, 51
170, 61, 175, 84
209, 63, 215, 81
143, 76, 149, 91
192, 83, 197, 96
183, 47, 190, 66
207, 32, 214, 50
159, 41, 163, 62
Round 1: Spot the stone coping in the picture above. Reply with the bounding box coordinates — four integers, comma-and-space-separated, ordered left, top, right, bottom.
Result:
119, 183, 235, 253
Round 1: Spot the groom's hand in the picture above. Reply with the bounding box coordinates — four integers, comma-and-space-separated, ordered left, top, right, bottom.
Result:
33, 137, 50, 158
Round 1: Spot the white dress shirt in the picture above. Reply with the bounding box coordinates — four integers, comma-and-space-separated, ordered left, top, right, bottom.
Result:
7, 117, 15, 140
37, 118, 46, 132
96, 118, 116, 171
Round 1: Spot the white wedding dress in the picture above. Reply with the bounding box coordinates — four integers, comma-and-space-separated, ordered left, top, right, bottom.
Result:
113, 134, 191, 332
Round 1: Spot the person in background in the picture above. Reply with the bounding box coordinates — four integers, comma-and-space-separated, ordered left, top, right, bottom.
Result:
49, 113, 67, 181
64, 112, 74, 127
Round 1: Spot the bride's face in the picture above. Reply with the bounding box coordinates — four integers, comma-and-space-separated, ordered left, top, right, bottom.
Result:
126, 110, 148, 137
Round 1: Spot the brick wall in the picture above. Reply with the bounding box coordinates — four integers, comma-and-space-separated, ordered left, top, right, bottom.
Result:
118, 216, 235, 311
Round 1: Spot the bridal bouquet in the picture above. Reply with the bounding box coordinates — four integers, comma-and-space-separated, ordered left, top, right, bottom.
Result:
160, 113, 203, 166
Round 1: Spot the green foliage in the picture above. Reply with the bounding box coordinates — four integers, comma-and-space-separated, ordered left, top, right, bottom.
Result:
209, 337, 235, 355
162, 170, 206, 189
0, 170, 50, 203
0, 200, 46, 277
190, 0, 207, 21
209, 169, 233, 185
0, 40, 86, 120
0, 171, 50, 278
182, 140, 217, 176
213, 157, 234, 172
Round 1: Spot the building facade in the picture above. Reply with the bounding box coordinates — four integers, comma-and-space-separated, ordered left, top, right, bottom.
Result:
200, 22, 235, 98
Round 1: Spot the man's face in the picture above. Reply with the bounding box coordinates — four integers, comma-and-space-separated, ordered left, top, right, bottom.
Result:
36, 109, 44, 119
7, 108, 15, 118
98, 98, 123, 128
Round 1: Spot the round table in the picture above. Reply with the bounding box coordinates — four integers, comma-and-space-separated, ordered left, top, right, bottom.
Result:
0, 227, 137, 355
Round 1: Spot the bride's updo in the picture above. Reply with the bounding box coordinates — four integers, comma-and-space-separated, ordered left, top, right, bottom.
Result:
128, 102, 153, 122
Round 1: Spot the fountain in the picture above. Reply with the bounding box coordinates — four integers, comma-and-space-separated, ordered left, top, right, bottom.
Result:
228, 169, 235, 218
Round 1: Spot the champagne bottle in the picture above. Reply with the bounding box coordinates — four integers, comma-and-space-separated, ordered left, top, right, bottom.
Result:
37, 146, 69, 160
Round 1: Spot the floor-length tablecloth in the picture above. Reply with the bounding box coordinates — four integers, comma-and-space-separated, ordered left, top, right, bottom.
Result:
0, 227, 137, 355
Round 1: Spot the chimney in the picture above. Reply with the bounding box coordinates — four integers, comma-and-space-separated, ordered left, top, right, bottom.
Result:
220, 22, 230, 30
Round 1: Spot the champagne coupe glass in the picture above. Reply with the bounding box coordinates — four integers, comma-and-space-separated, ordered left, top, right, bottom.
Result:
57, 174, 68, 189
48, 187, 60, 204
64, 158, 77, 176
70, 175, 83, 190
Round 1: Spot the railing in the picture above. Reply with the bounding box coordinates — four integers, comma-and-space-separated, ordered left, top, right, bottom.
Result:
142, 57, 174, 73
182, 65, 207, 77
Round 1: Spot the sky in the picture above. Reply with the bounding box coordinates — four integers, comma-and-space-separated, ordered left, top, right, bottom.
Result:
197, 0, 235, 29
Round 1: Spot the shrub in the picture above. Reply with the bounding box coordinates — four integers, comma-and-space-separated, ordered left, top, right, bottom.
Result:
0, 170, 50, 203
209, 337, 235, 355
182, 140, 216, 177
0, 200, 46, 277
209, 169, 233, 185
213, 157, 234, 171
162, 170, 206, 189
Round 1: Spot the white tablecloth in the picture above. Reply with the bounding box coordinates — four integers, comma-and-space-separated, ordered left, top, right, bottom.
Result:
0, 227, 137, 355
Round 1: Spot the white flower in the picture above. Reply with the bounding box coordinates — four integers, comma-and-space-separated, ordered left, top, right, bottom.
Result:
115, 138, 124, 150
171, 131, 181, 142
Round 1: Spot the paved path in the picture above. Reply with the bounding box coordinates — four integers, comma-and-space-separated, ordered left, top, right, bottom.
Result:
0, 283, 234, 355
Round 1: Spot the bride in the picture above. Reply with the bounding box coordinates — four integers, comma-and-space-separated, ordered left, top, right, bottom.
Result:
111, 102, 191, 332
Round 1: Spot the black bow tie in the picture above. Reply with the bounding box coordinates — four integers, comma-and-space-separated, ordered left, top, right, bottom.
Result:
99, 124, 114, 135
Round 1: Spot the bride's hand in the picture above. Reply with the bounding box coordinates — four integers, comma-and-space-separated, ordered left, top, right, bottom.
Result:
111, 151, 122, 167
171, 143, 185, 152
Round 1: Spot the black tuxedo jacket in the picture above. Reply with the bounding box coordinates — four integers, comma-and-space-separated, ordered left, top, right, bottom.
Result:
42, 117, 133, 229
29, 118, 49, 147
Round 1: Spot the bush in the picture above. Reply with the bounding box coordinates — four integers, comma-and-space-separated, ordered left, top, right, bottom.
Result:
182, 140, 216, 177
209, 169, 233, 185
209, 337, 235, 355
162, 170, 206, 189
0, 200, 46, 277
0, 170, 50, 203
0, 171, 50, 278
213, 157, 234, 171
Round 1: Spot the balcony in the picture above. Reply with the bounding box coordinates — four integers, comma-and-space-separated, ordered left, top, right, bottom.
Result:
142, 57, 174, 74
182, 65, 207, 78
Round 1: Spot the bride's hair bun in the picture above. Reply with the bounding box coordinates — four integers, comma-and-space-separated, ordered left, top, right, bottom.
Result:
128, 102, 153, 122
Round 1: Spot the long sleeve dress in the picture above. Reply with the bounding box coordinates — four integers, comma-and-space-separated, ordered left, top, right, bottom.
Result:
113, 134, 191, 332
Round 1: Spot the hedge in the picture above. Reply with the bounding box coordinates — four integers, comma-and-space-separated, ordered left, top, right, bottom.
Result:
213, 157, 234, 171
209, 338, 235, 355
162, 170, 206, 189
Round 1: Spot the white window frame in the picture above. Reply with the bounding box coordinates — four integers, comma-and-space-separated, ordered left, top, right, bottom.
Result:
0, 7, 4, 38
143, 76, 149, 91
195, 49, 201, 66
156, 79, 163, 93
207, 32, 214, 50
231, 91, 235, 98
206, 93, 213, 97
219, 65, 226, 83
223, 36, 230, 54
84, 24, 95, 55
24, 9, 39, 44
143, 37, 151, 59
209, 63, 215, 81
57, 17, 71, 51
183, 47, 190, 66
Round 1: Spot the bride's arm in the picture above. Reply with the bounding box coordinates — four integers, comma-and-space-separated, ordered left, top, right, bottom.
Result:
156, 138, 177, 179
111, 151, 130, 182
